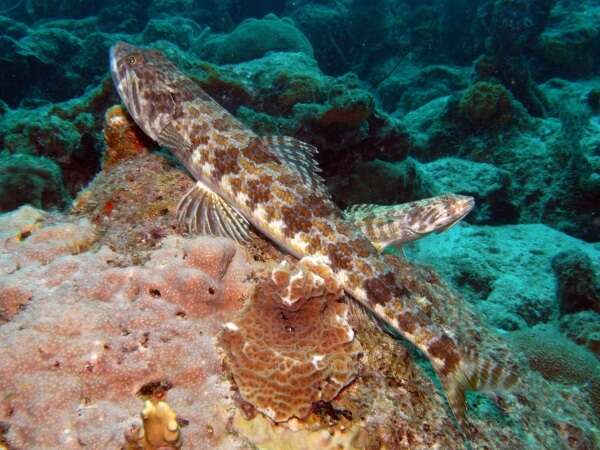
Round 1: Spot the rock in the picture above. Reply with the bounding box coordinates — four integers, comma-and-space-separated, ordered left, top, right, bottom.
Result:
456, 81, 515, 129
0, 80, 115, 201
142, 16, 206, 50
332, 158, 431, 207
222, 51, 410, 173
406, 223, 600, 330
559, 311, 600, 358
379, 64, 469, 114
290, 2, 350, 75
551, 249, 600, 315
0, 16, 29, 39
421, 157, 516, 224
202, 14, 314, 65
0, 153, 67, 212
539, 0, 600, 78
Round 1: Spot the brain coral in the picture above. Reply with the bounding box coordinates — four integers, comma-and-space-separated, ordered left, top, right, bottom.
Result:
511, 325, 600, 385
219, 258, 361, 422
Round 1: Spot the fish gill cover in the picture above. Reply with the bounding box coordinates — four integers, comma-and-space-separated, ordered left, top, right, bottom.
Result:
0, 1, 599, 449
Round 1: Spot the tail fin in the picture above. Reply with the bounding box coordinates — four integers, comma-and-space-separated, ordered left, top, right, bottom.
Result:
440, 350, 519, 428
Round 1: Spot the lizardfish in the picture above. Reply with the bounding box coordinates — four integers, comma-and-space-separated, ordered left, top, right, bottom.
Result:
109, 42, 515, 429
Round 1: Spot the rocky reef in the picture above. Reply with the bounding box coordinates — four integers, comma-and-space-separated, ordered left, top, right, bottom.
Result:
0, 116, 597, 448
1, 0, 600, 448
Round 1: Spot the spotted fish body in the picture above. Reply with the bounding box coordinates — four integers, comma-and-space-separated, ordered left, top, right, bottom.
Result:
110, 42, 516, 428
345, 194, 475, 252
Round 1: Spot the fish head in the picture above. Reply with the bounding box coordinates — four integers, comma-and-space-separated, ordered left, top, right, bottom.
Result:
406, 194, 475, 237
109, 41, 195, 142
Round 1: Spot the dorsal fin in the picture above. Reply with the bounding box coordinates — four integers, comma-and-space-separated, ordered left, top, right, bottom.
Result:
176, 181, 252, 244
345, 203, 397, 221
261, 136, 328, 195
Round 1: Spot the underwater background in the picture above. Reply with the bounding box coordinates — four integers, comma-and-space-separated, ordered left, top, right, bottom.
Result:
0, 0, 599, 449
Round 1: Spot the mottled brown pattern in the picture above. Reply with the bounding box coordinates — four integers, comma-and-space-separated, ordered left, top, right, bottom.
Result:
312, 220, 335, 239
396, 311, 417, 334
428, 335, 460, 375
212, 131, 229, 147
276, 172, 298, 186
211, 146, 240, 181
272, 186, 295, 205
188, 105, 200, 118
355, 260, 374, 278
346, 272, 361, 290
228, 176, 242, 195
242, 138, 279, 165
305, 194, 337, 219
239, 158, 262, 176
306, 234, 322, 255
246, 176, 272, 209
334, 220, 358, 239
191, 134, 209, 147
349, 238, 374, 258
363, 275, 392, 305
382, 271, 408, 299
212, 117, 230, 131
327, 242, 353, 271
264, 205, 278, 221
281, 205, 312, 237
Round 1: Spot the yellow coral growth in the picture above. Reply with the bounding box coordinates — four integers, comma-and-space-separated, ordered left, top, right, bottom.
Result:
103, 105, 153, 170
125, 386, 182, 450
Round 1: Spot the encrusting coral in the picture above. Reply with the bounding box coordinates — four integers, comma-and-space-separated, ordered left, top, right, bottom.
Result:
219, 258, 361, 422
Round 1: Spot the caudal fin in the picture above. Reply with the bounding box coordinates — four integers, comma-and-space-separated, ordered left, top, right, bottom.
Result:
440, 350, 519, 428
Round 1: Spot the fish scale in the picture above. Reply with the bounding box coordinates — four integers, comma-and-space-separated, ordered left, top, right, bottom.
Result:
110, 41, 517, 431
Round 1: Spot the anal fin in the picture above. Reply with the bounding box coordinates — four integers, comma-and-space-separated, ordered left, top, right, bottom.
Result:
176, 181, 252, 244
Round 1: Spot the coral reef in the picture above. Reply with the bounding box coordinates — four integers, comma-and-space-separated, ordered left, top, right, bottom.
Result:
405, 222, 599, 331
0, 134, 596, 448
102, 104, 155, 170
0, 205, 252, 449
219, 259, 360, 422
551, 249, 600, 315
456, 81, 514, 128
0, 152, 67, 212
511, 325, 600, 385
2, 1, 600, 448
201, 14, 313, 65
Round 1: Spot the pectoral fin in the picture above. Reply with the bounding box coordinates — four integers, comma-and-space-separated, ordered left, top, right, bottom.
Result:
176, 180, 252, 244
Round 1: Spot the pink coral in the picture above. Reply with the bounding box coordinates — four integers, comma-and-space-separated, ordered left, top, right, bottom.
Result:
0, 208, 252, 449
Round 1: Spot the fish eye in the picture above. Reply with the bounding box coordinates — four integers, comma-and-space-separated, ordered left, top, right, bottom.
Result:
127, 55, 136, 65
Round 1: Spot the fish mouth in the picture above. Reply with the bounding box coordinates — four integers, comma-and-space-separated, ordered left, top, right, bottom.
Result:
109, 44, 127, 107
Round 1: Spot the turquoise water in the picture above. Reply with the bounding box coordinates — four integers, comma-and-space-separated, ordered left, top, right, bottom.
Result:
0, 1, 599, 449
